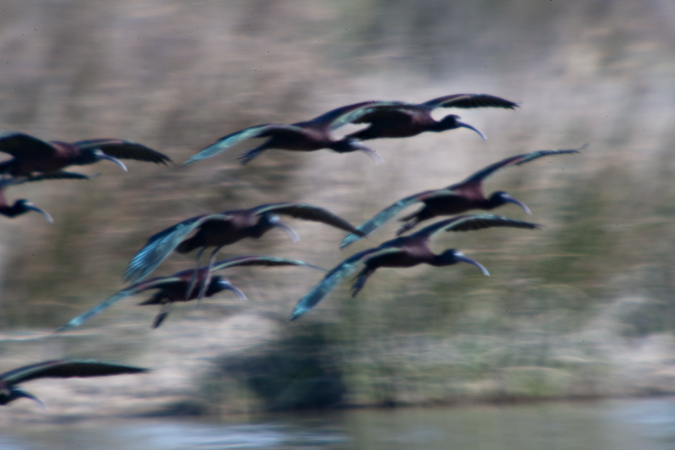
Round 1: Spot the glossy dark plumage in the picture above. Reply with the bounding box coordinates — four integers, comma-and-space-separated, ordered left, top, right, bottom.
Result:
341, 147, 581, 248
291, 214, 540, 320
0, 131, 171, 177
346, 93, 518, 141
124, 202, 363, 284
0, 173, 91, 222
0, 360, 148, 407
59, 255, 324, 330
183, 101, 396, 166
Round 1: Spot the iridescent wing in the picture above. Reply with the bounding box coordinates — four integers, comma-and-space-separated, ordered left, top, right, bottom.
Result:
414, 214, 540, 240
56, 276, 183, 332
124, 213, 231, 282
183, 124, 305, 166
289, 247, 399, 321
253, 202, 365, 236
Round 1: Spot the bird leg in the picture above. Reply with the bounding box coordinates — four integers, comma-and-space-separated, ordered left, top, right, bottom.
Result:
350, 265, 376, 297
185, 247, 206, 300
196, 246, 223, 304
237, 143, 267, 165
152, 302, 174, 328
396, 217, 420, 235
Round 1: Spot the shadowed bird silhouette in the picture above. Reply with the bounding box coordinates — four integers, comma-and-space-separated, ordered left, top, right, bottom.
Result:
183, 101, 395, 166
124, 202, 364, 287
341, 147, 580, 248
0, 131, 171, 178
291, 214, 540, 320
0, 360, 148, 407
59, 256, 324, 330
345, 93, 518, 141
0, 173, 92, 222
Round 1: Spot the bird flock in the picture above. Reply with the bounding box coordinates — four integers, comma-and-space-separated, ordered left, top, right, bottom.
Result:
0, 94, 579, 409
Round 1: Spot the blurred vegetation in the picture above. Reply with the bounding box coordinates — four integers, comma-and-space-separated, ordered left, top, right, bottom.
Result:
1, 0, 675, 414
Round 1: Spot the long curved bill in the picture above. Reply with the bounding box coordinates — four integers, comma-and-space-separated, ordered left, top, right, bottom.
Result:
217, 279, 248, 302
352, 141, 384, 165
15, 388, 47, 409
502, 194, 532, 215
457, 121, 487, 141
455, 252, 490, 276
26, 203, 54, 223
100, 153, 128, 172
274, 220, 300, 243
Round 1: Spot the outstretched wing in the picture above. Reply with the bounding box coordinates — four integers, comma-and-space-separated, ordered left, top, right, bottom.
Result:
322, 101, 404, 130
340, 190, 437, 249
73, 139, 172, 164
414, 214, 540, 240
457, 147, 582, 188
124, 214, 229, 283
289, 247, 398, 321
421, 94, 519, 110
0, 132, 57, 158
1, 360, 148, 385
55, 276, 182, 332
253, 202, 365, 236
183, 124, 305, 166
211, 255, 325, 272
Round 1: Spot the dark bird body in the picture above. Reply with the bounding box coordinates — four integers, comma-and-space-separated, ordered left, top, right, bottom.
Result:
345, 94, 518, 142
291, 214, 540, 320
0, 360, 147, 407
341, 148, 580, 248
125, 202, 365, 284
183, 101, 392, 166
0, 131, 171, 178
60, 256, 323, 330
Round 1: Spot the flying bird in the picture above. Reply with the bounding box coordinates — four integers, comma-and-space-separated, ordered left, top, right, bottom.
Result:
59, 255, 324, 330
0, 173, 92, 222
183, 101, 395, 166
341, 147, 580, 248
0, 131, 171, 178
291, 214, 540, 320
0, 360, 148, 407
345, 93, 518, 141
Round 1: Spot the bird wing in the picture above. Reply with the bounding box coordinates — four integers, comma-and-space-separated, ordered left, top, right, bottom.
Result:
414, 214, 540, 239
314, 101, 403, 130
421, 94, 519, 110
73, 139, 172, 164
340, 190, 437, 249
346, 103, 419, 126
253, 202, 365, 236
1, 360, 148, 385
289, 246, 399, 320
211, 255, 325, 272
457, 147, 583, 188
123, 214, 230, 283
0, 132, 57, 158
56, 276, 183, 332
182, 124, 305, 166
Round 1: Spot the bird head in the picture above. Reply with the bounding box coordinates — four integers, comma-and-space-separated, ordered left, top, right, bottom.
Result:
439, 115, 487, 140
210, 276, 248, 301
0, 386, 46, 408
489, 191, 531, 215
259, 214, 300, 242
15, 200, 54, 223
437, 249, 490, 276
79, 149, 128, 172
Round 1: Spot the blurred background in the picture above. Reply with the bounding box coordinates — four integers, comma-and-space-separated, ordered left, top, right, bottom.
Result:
1, 0, 674, 434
